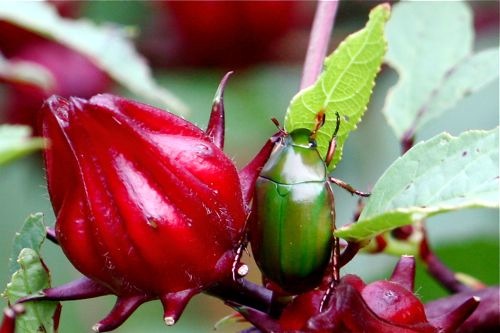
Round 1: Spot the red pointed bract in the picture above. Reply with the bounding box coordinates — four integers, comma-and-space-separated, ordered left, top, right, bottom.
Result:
206, 71, 232, 149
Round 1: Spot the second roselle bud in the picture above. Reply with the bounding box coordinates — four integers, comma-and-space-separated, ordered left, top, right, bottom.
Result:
234, 256, 480, 333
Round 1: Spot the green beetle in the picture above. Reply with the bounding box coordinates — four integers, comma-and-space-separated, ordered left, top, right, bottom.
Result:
249, 112, 367, 294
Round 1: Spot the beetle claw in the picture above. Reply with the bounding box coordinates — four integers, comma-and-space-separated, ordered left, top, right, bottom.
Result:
232, 237, 248, 281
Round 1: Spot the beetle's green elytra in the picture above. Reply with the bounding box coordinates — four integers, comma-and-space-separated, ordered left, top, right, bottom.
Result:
247, 112, 369, 296
250, 127, 335, 293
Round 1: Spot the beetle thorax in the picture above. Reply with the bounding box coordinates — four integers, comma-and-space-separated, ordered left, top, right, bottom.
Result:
260, 131, 327, 184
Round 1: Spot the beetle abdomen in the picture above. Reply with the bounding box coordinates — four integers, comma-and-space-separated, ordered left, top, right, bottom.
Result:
250, 177, 333, 293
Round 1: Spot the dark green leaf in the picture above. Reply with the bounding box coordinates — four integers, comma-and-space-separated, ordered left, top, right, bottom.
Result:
9, 213, 46, 275
2, 249, 59, 333
335, 128, 499, 241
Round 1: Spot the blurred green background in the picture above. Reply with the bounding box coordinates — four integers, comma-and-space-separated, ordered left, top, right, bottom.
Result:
0, 1, 498, 332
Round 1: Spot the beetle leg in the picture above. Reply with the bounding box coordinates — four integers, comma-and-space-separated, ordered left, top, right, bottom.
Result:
206, 71, 233, 150
320, 183, 339, 312
329, 177, 370, 197
232, 232, 250, 281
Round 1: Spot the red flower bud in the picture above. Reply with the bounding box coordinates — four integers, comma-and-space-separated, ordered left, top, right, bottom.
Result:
236, 256, 480, 333
0, 22, 110, 128
21, 74, 282, 332
44, 92, 247, 289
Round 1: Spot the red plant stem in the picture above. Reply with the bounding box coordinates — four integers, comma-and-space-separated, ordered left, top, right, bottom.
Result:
340, 241, 361, 268
207, 279, 273, 314
401, 129, 415, 154
300, 0, 339, 90
419, 233, 471, 294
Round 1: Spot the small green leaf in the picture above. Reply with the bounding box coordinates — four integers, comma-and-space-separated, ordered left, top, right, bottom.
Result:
285, 4, 389, 169
9, 213, 47, 275
0, 1, 188, 115
2, 249, 59, 333
383, 1, 487, 139
0, 125, 45, 166
0, 54, 55, 91
335, 128, 499, 241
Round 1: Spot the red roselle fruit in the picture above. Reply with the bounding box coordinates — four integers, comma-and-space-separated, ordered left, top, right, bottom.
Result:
20, 73, 280, 332
232, 256, 481, 332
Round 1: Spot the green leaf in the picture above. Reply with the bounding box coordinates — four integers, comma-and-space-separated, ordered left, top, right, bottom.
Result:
2, 248, 59, 333
382, 1, 489, 139
9, 213, 47, 275
0, 1, 189, 115
0, 126, 45, 166
335, 128, 499, 241
416, 48, 500, 130
284, 4, 389, 169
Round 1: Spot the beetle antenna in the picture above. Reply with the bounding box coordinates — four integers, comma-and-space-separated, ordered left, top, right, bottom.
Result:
332, 112, 341, 137
325, 112, 341, 166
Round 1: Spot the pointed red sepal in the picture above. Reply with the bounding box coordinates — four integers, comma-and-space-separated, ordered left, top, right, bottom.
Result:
160, 289, 199, 326
428, 296, 480, 333
227, 301, 281, 332
390, 255, 416, 292
206, 71, 233, 149
17, 277, 112, 303
45, 226, 59, 245
92, 295, 150, 332
426, 286, 499, 332
0, 305, 24, 333
239, 131, 284, 208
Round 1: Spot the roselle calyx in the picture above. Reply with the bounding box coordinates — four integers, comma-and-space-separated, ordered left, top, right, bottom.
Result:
21, 74, 281, 332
